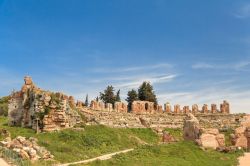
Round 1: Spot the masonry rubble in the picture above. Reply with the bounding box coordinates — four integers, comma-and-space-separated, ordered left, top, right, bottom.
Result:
183, 113, 225, 149
0, 136, 53, 161
8, 76, 81, 132
231, 115, 250, 149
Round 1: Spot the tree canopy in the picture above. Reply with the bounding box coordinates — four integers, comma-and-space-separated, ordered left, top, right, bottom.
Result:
126, 89, 138, 112
100, 86, 121, 106
138, 81, 158, 105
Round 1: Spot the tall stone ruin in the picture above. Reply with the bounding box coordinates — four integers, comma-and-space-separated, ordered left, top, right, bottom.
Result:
131, 101, 155, 114
164, 102, 171, 113
8, 76, 81, 132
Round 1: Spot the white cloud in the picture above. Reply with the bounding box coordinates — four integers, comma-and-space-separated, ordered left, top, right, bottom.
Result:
114, 74, 177, 89
234, 4, 250, 19
191, 63, 214, 69
91, 63, 172, 73
192, 61, 250, 71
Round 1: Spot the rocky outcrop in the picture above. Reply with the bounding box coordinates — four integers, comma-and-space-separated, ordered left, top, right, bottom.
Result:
183, 113, 200, 141
0, 136, 53, 161
183, 113, 225, 149
8, 76, 81, 132
231, 115, 250, 149
199, 128, 225, 149
162, 131, 175, 143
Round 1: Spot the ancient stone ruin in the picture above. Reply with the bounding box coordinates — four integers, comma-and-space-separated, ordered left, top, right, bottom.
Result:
183, 113, 225, 149
114, 102, 128, 113
0, 136, 53, 161
129, 101, 230, 115
131, 101, 155, 114
8, 76, 81, 132
231, 115, 250, 149
90, 100, 128, 113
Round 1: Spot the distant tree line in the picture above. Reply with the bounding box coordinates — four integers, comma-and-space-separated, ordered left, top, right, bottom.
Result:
99, 81, 157, 111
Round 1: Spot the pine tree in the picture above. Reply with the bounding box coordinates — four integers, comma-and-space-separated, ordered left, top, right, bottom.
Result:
85, 94, 89, 107
138, 81, 158, 105
99, 85, 116, 105
126, 89, 138, 112
116, 89, 121, 102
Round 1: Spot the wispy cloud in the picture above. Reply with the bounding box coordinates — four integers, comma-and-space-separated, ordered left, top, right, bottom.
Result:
191, 63, 214, 69
234, 3, 250, 19
115, 74, 177, 89
91, 63, 172, 73
191, 61, 250, 71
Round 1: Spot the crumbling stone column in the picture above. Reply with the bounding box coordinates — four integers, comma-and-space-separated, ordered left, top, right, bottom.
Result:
183, 106, 190, 114
114, 102, 128, 113
174, 104, 181, 114
157, 105, 163, 113
192, 104, 198, 114
164, 102, 171, 113
220, 100, 230, 114
202, 104, 209, 114
211, 104, 217, 114
106, 103, 113, 112
245, 127, 250, 150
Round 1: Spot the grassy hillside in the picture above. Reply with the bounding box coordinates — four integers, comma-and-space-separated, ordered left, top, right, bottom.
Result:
0, 116, 243, 166
0, 116, 159, 164
87, 142, 242, 166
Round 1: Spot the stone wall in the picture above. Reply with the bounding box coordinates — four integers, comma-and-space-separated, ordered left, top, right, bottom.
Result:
90, 100, 127, 113
131, 101, 155, 114
114, 102, 127, 113
82, 108, 242, 130
8, 76, 81, 132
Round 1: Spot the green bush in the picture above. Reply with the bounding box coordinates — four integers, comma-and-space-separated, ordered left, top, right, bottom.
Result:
0, 96, 9, 117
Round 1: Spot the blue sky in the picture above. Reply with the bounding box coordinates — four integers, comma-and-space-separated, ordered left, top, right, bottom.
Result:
0, 0, 250, 113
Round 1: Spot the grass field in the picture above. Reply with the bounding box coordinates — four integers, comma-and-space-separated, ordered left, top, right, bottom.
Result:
0, 116, 159, 165
0, 116, 243, 166
87, 141, 243, 166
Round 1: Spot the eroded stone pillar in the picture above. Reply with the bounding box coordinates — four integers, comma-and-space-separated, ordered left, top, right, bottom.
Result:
174, 104, 181, 114
202, 104, 209, 114
164, 102, 171, 113
183, 106, 190, 114
192, 104, 198, 114
211, 104, 217, 114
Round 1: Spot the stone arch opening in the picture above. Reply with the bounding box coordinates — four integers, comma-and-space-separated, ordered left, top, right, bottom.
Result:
145, 103, 149, 111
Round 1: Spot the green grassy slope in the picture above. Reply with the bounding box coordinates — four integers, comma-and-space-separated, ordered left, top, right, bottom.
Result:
0, 116, 158, 164
0, 116, 243, 166
87, 141, 242, 166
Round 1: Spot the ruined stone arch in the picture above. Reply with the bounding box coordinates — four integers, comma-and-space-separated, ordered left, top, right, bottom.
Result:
145, 103, 149, 111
